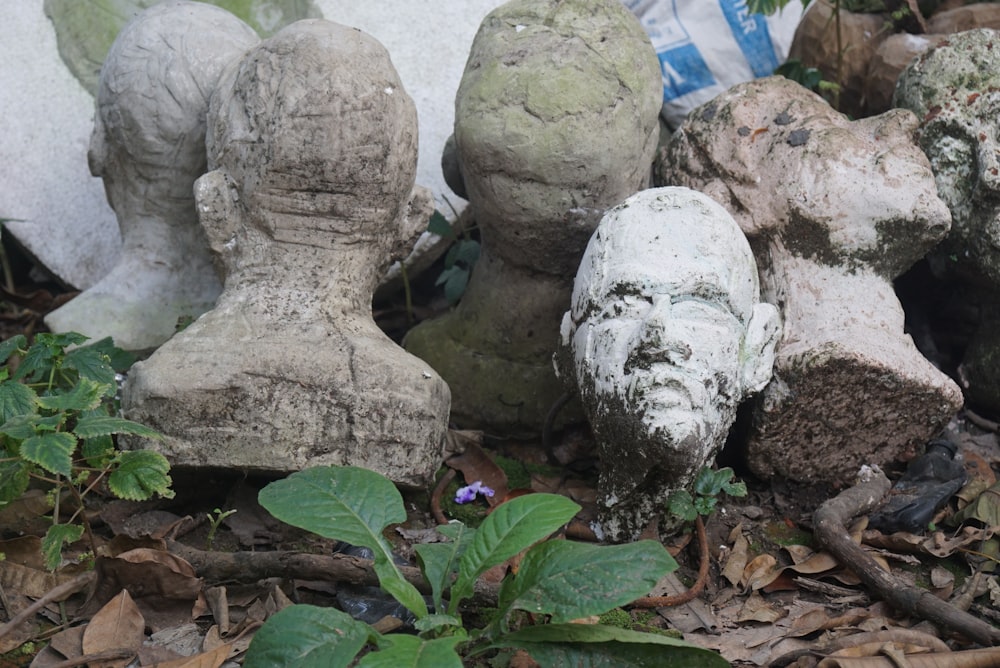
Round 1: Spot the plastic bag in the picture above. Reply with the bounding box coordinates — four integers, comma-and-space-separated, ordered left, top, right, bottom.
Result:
623, 0, 805, 128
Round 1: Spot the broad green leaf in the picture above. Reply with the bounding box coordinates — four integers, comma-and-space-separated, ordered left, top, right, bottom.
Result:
108, 450, 174, 501
427, 210, 453, 238
435, 265, 463, 287
42, 523, 85, 571
0, 382, 37, 422
73, 415, 161, 439
415, 522, 474, 613
0, 460, 30, 505
21, 432, 76, 476
259, 466, 427, 618
63, 347, 116, 385
666, 491, 697, 522
0, 335, 26, 365
360, 634, 464, 668
450, 494, 579, 614
37, 378, 111, 412
443, 269, 469, 305
243, 605, 375, 668
497, 540, 676, 623
490, 624, 729, 667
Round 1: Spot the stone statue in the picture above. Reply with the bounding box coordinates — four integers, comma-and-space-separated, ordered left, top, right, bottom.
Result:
44, 1, 258, 353
659, 76, 962, 483
556, 187, 781, 542
122, 19, 451, 488
894, 29, 1000, 414
403, 0, 662, 436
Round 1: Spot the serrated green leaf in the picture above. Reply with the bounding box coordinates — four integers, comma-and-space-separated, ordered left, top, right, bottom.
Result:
73, 415, 161, 439
41, 523, 85, 571
77, 336, 135, 372
0, 460, 30, 505
244, 604, 375, 668
489, 624, 729, 667
37, 378, 111, 412
415, 522, 474, 613
63, 347, 116, 385
666, 491, 697, 523
81, 434, 114, 467
449, 494, 579, 615
427, 210, 454, 238
108, 450, 174, 501
723, 479, 747, 498
0, 381, 37, 423
497, 540, 676, 624
21, 432, 76, 476
360, 634, 464, 668
693, 467, 717, 496
0, 335, 26, 365
258, 466, 427, 618
0, 413, 42, 441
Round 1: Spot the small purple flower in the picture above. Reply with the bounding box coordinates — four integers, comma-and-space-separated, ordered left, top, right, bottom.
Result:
454, 480, 495, 504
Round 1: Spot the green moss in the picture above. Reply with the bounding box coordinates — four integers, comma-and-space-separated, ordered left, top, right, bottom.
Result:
598, 607, 633, 629
763, 520, 815, 548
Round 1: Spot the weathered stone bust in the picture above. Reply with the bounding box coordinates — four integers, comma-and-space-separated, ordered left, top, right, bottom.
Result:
894, 29, 1000, 413
45, 1, 258, 353
557, 187, 780, 542
403, 0, 662, 436
122, 19, 451, 487
659, 76, 962, 483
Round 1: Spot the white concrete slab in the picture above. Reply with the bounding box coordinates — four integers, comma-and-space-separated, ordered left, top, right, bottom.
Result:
315, 1, 503, 215
0, 1, 121, 290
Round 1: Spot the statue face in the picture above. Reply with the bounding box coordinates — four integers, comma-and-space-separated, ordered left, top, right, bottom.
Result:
566, 189, 768, 446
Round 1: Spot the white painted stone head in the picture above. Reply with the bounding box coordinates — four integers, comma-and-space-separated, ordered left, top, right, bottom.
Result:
895, 28, 1000, 288
558, 187, 780, 541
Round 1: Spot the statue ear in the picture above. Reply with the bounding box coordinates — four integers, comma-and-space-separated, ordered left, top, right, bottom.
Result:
739, 302, 781, 394
194, 170, 239, 273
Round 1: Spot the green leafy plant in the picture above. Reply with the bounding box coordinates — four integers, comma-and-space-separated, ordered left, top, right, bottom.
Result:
205, 507, 237, 550
0, 332, 172, 569
428, 210, 480, 305
245, 465, 728, 667
667, 467, 748, 524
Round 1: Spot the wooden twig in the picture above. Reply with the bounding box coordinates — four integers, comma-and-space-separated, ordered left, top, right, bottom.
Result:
167, 540, 501, 608
630, 515, 710, 608
813, 468, 1000, 646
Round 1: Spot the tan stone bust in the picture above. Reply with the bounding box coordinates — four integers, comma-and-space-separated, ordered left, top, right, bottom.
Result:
122, 19, 451, 487
659, 76, 962, 483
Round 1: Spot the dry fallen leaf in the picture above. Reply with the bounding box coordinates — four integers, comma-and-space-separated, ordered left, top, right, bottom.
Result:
82, 589, 145, 668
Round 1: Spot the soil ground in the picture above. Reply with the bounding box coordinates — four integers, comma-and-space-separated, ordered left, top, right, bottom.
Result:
0, 228, 998, 667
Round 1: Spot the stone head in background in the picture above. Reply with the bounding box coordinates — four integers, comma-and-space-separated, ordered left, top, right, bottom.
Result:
43, 1, 258, 353
895, 28, 1000, 414
122, 19, 451, 487
557, 187, 780, 542
404, 0, 662, 436
659, 76, 962, 483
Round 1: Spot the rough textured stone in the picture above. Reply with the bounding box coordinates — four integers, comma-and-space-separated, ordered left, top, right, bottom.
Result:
557, 187, 780, 542
895, 29, 1000, 413
44, 2, 258, 353
659, 76, 963, 483
404, 0, 662, 435
122, 20, 450, 487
